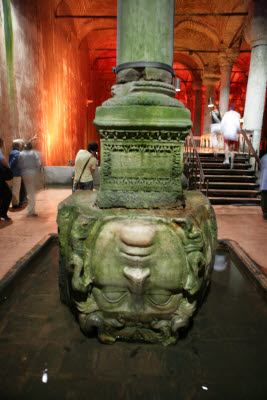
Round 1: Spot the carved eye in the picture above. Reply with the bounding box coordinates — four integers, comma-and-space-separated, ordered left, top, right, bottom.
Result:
147, 293, 172, 306
101, 289, 127, 303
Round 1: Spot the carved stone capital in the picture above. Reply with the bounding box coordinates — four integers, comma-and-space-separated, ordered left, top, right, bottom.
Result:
219, 48, 240, 70
202, 74, 220, 88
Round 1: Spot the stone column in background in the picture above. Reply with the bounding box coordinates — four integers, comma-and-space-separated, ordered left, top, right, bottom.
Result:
193, 79, 202, 138
243, 0, 267, 154
202, 74, 220, 134
219, 48, 239, 117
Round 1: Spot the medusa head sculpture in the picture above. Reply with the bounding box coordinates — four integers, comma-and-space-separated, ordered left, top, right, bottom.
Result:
58, 197, 216, 346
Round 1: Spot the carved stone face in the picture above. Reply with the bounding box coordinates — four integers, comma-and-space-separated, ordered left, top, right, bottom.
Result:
69, 214, 211, 344
90, 220, 187, 321
58, 191, 216, 345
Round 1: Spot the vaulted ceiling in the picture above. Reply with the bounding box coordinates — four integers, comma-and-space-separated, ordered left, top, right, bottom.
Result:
55, 0, 252, 77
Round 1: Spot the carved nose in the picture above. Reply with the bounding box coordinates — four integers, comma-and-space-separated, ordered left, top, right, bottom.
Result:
123, 267, 150, 294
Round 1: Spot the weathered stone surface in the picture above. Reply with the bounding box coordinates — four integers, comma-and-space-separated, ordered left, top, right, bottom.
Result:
103, 81, 182, 108
116, 68, 173, 84
94, 106, 192, 208
57, 190, 217, 345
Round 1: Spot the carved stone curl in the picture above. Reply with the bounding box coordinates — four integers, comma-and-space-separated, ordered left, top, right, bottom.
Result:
57, 190, 217, 346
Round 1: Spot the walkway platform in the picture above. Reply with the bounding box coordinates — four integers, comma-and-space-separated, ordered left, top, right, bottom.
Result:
0, 188, 266, 284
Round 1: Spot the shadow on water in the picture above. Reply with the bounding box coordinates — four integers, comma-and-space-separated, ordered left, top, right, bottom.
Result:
0, 242, 266, 400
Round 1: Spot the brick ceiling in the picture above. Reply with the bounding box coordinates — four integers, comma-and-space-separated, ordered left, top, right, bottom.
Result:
55, 0, 252, 75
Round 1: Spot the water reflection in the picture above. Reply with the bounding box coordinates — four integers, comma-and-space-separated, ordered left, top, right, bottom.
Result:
42, 366, 48, 383
0, 242, 266, 399
213, 252, 228, 272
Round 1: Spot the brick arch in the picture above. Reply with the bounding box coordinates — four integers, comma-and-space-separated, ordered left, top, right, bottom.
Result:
175, 19, 221, 48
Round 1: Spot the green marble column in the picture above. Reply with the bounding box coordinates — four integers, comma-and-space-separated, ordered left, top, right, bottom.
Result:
117, 0, 174, 82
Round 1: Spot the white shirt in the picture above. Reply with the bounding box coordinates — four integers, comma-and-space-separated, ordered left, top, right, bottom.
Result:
74, 150, 96, 183
19, 150, 41, 176
221, 110, 241, 141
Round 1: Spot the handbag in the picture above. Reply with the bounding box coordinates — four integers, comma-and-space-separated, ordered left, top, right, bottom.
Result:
0, 164, 13, 181
210, 123, 221, 134
72, 156, 92, 193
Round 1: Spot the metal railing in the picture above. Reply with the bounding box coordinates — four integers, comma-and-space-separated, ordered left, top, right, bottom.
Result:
184, 131, 209, 196
238, 129, 262, 171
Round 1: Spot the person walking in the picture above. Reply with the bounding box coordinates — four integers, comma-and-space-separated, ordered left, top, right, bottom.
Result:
8, 140, 23, 209
0, 137, 12, 220
220, 104, 241, 169
19, 141, 41, 217
0, 137, 9, 168
74, 142, 98, 190
210, 104, 221, 157
260, 153, 267, 220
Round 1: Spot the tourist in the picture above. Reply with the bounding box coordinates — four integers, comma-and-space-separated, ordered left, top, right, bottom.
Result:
74, 142, 98, 190
260, 152, 267, 220
0, 137, 12, 220
210, 104, 221, 157
19, 141, 41, 217
0, 137, 9, 168
220, 104, 241, 169
8, 140, 23, 209
17, 135, 38, 206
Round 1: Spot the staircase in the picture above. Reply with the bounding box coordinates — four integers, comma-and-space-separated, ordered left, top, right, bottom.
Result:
197, 153, 260, 205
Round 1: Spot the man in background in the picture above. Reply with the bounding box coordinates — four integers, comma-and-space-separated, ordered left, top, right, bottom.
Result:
221, 104, 241, 169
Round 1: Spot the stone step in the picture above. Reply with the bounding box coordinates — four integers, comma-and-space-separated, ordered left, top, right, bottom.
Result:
198, 152, 248, 159
202, 169, 255, 176
199, 157, 248, 163
204, 182, 259, 190
201, 163, 251, 169
201, 175, 257, 182
202, 189, 259, 197
208, 196, 261, 205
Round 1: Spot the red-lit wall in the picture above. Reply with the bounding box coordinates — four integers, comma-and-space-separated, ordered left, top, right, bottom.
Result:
1, 2, 264, 165
0, 0, 90, 166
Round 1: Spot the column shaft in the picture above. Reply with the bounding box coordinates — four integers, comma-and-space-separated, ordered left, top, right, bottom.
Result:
193, 82, 202, 137
243, 44, 267, 152
219, 65, 232, 117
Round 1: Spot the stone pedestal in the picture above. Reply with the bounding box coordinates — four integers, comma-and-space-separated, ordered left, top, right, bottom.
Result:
57, 190, 217, 346
94, 87, 192, 208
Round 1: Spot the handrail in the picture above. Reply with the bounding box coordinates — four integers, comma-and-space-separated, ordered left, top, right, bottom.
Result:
240, 129, 261, 169
184, 131, 208, 195
189, 131, 205, 184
